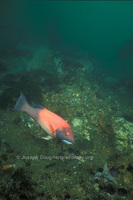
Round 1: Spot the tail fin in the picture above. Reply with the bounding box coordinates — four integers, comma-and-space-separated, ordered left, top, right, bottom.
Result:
13, 92, 29, 112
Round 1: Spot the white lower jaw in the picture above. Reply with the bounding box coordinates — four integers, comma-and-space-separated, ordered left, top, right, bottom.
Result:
62, 140, 73, 144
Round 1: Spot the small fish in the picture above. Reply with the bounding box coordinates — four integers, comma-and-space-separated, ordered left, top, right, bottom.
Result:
13, 92, 74, 144
3, 164, 16, 170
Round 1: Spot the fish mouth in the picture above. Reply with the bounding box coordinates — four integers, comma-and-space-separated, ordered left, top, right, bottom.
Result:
62, 140, 73, 145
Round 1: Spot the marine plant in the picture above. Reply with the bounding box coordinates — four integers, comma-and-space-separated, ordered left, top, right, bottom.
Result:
0, 167, 37, 200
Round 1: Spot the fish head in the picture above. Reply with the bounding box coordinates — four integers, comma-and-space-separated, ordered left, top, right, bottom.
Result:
56, 127, 74, 144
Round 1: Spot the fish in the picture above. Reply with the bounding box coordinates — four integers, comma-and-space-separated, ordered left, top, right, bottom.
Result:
13, 92, 74, 144
2, 164, 16, 170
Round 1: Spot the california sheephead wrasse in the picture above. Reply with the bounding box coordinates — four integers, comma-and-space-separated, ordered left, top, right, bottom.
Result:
13, 92, 74, 145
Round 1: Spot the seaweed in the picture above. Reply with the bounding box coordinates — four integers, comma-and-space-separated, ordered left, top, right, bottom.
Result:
0, 168, 37, 200
98, 112, 114, 135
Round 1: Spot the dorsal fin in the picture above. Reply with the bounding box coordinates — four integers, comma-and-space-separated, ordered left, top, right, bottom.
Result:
31, 101, 44, 109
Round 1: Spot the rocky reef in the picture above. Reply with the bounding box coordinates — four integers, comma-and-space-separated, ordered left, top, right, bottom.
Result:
0, 44, 133, 200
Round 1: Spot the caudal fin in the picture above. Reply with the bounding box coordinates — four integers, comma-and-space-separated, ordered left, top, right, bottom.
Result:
13, 92, 29, 112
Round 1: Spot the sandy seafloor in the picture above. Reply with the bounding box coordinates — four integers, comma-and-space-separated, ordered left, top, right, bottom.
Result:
0, 43, 133, 200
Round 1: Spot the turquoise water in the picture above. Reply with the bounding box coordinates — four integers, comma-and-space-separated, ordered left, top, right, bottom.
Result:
0, 1, 133, 199
1, 1, 133, 77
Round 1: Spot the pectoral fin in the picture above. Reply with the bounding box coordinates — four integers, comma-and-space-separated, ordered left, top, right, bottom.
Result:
42, 136, 53, 140
49, 123, 55, 133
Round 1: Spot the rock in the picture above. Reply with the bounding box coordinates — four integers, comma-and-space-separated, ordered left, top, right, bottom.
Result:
72, 118, 82, 127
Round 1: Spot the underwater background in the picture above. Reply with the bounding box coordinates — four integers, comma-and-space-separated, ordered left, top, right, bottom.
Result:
0, 0, 133, 199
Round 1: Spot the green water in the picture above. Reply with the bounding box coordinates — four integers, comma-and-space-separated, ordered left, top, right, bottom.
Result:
1, 1, 133, 78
